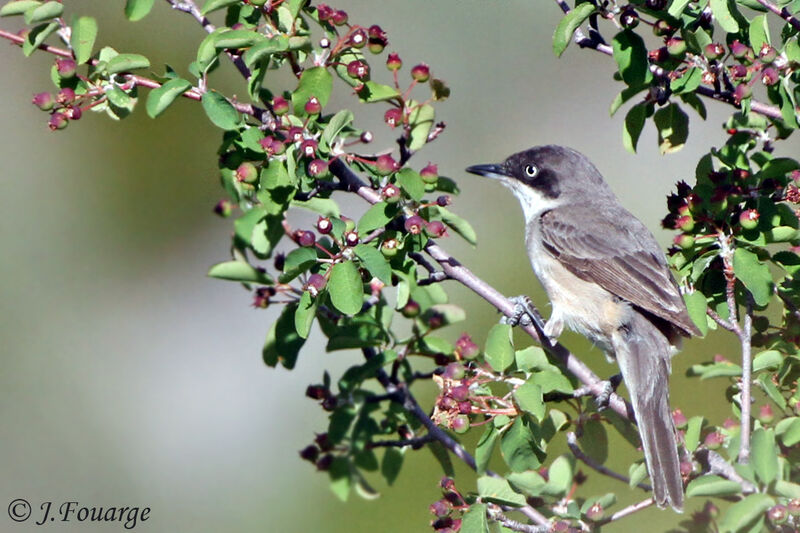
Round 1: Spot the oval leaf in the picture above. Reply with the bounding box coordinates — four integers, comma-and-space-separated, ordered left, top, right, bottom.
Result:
685, 475, 742, 497
733, 247, 773, 306
201, 90, 241, 130
146, 77, 192, 118
612, 30, 652, 87
552, 3, 595, 57
485, 323, 514, 373
207, 260, 273, 284
710, 0, 739, 33
0, 1, 42, 17
328, 261, 364, 315
24, 0, 61, 24
106, 53, 150, 74
70, 16, 97, 65
124, 0, 155, 22
200, 0, 240, 15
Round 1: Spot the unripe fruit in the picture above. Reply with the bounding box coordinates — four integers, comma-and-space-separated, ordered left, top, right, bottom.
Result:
411, 63, 430, 82
401, 300, 420, 319
758, 403, 775, 424
404, 215, 425, 235
304, 96, 322, 115
250, 0, 267, 5
236, 162, 259, 183
67, 106, 82, 121
673, 409, 688, 429
317, 216, 333, 234
733, 83, 752, 104
331, 9, 347, 26
429, 500, 449, 517
32, 92, 54, 111
348, 28, 366, 48
316, 454, 333, 471
272, 96, 289, 115
730, 40, 751, 60
673, 233, 694, 250
297, 230, 316, 247
346, 60, 369, 80
214, 199, 233, 217
252, 287, 273, 308
729, 64, 748, 80
426, 220, 447, 238
666, 37, 687, 57
767, 505, 788, 525
759, 43, 777, 64
55, 58, 77, 79
455, 333, 479, 359
305, 273, 327, 296
788, 499, 800, 516
381, 238, 399, 257
450, 384, 469, 402
436, 195, 451, 207
442, 363, 465, 380
451, 415, 469, 434
652, 19, 672, 37
316, 4, 333, 21
420, 163, 439, 184
367, 26, 388, 54
56, 87, 76, 104
704, 431, 724, 449
299, 444, 319, 462
761, 67, 779, 86
585, 502, 604, 521
648, 47, 669, 64
384, 108, 402, 128
343, 230, 359, 247
740, 209, 759, 229
386, 52, 402, 71
676, 215, 694, 232
307, 159, 329, 178
704, 43, 725, 60
299, 139, 318, 158
382, 183, 401, 203
375, 154, 399, 175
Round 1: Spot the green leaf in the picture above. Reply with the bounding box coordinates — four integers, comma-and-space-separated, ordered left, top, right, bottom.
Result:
0, 1, 41, 17
294, 291, 318, 339
279, 247, 318, 283
670, 67, 702, 94
358, 202, 397, 234
124, 0, 155, 21
214, 29, 264, 50
201, 90, 241, 131
70, 16, 97, 65
622, 102, 647, 154
328, 261, 363, 315
609, 85, 647, 116
408, 103, 435, 151
207, 260, 273, 284
685, 475, 742, 498
612, 30, 652, 87
578, 418, 608, 464
396, 168, 425, 201
354, 244, 392, 285
322, 110, 354, 147
629, 462, 647, 487
653, 103, 689, 154
668, 0, 692, 17
358, 81, 401, 103
684, 416, 704, 453
514, 381, 545, 421
733, 247, 773, 306
381, 447, 403, 486
751, 428, 778, 484
719, 494, 774, 533
291, 198, 340, 218
262, 303, 305, 369
776, 417, 800, 447
438, 207, 477, 245
243, 35, 289, 68
529, 370, 573, 394
106, 53, 150, 74
475, 425, 499, 474
485, 323, 514, 373
146, 78, 192, 118
544, 455, 574, 497
507, 471, 547, 496
292, 67, 333, 116
683, 290, 708, 336
775, 479, 800, 499
710, 0, 740, 33
328, 457, 351, 501
752, 350, 782, 372
200, 0, 240, 15
24, 0, 61, 24
460, 503, 489, 533
552, 3, 595, 57
196, 28, 224, 72
500, 417, 542, 472
477, 476, 526, 507
22, 21, 57, 56
748, 14, 770, 52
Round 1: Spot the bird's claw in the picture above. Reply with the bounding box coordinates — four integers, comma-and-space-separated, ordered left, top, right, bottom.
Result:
594, 374, 623, 411
502, 295, 546, 331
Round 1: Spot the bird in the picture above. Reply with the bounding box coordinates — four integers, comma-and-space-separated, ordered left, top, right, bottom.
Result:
466, 145, 701, 512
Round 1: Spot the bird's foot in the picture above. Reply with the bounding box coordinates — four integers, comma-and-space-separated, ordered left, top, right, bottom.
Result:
501, 295, 545, 330
594, 374, 623, 411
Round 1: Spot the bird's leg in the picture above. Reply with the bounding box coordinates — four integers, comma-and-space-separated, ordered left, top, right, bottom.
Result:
502, 295, 546, 331
594, 373, 623, 411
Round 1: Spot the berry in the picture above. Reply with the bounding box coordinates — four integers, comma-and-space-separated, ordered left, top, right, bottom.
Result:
274, 253, 285, 271
729, 64, 748, 80
404, 215, 425, 235
319, 37, 331, 48
401, 299, 420, 318
384, 108, 402, 128
450, 384, 469, 402
67, 106, 82, 120
676, 215, 694, 232
348, 28, 366, 48
585, 503, 604, 521
767, 505, 788, 525
272, 96, 289, 115
343, 230, 359, 247
652, 19, 672, 37
420, 163, 439, 183
346, 60, 369, 80
620, 6, 639, 29
436, 195, 451, 207
305, 273, 327, 296
317, 217, 333, 234
761, 67, 779, 86
287, 126, 305, 143
673, 234, 694, 250
759, 43, 777, 64
429, 500, 450, 517
442, 363, 465, 380
342, 216, 356, 232
56, 87, 76, 104
304, 96, 322, 115
666, 37, 687, 57
451, 415, 469, 434
704, 43, 724, 61
730, 40, 750, 60
733, 83, 752, 104
331, 10, 347, 26
704, 431, 724, 449
673, 409, 688, 429
55, 58, 77, 79
739, 209, 759, 230
375, 154, 399, 175
382, 183, 401, 203
360, 131, 373, 143
306, 384, 327, 400
426, 220, 447, 238
455, 333, 479, 360
299, 445, 319, 463
297, 230, 316, 247
411, 63, 430, 82
299, 139, 318, 158
381, 238, 399, 257
315, 454, 333, 471
648, 47, 669, 64
758, 403, 775, 424
235, 162, 259, 183
386, 52, 402, 71
316, 4, 333, 21
367, 27, 387, 54
214, 199, 233, 217
307, 159, 329, 178
31, 92, 54, 111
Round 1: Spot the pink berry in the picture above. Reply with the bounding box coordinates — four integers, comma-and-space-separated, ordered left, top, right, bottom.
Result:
411, 63, 430, 82
404, 215, 425, 235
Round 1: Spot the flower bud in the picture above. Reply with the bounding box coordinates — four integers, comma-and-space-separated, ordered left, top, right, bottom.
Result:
236, 162, 259, 183
304, 96, 321, 115
375, 153, 399, 175
55, 58, 77, 79
272, 95, 289, 115
31, 92, 54, 111
411, 63, 430, 82
404, 215, 425, 235
386, 52, 402, 71
384, 108, 402, 128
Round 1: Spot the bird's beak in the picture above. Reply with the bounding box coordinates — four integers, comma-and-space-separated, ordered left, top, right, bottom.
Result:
465, 163, 512, 179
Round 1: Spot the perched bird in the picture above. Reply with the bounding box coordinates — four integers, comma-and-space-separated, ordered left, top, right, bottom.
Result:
467, 145, 700, 511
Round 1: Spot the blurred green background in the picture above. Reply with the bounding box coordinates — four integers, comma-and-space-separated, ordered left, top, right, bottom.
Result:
1, 1, 795, 531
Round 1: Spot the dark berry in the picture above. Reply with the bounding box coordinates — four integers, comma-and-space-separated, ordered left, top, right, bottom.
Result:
436, 195, 451, 207
620, 6, 639, 29
346, 60, 369, 80
384, 108, 402, 128
305, 273, 327, 296
299, 139, 318, 158
297, 230, 316, 247
307, 159, 329, 178
343, 231, 359, 247
348, 28, 366, 48
317, 216, 333, 234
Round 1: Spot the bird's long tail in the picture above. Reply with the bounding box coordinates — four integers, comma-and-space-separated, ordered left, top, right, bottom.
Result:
612, 312, 683, 512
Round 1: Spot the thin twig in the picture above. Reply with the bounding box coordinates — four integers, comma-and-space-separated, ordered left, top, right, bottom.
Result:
596, 498, 654, 525
566, 432, 652, 491
488, 508, 549, 533
739, 295, 754, 464
754, 0, 800, 31
707, 307, 737, 333
694, 449, 757, 493
367, 434, 436, 449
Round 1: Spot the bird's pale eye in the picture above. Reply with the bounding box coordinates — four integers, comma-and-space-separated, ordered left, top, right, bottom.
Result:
524, 164, 538, 178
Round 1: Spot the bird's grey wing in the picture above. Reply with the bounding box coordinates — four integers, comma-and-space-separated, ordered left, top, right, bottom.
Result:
539, 206, 701, 337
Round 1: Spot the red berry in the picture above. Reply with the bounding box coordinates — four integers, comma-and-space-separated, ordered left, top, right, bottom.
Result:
384, 108, 402, 128
272, 96, 289, 115
761, 67, 779, 86
404, 215, 425, 235
343, 231, 359, 247
450, 384, 469, 402
304, 96, 322, 115
300, 139, 318, 158
308, 159, 329, 178
297, 230, 316, 247
56, 87, 76, 104
331, 10, 348, 25
375, 154, 399, 175
739, 209, 759, 230
316, 3, 333, 21
346, 60, 369, 80
317, 216, 333, 234
420, 163, 438, 183
348, 28, 367, 48
287, 126, 305, 143
733, 83, 752, 104
382, 183, 401, 203
386, 52, 402, 71
426, 220, 447, 238
55, 58, 77, 79
410, 63, 430, 82
31, 92, 54, 111
305, 273, 327, 296
236, 162, 259, 183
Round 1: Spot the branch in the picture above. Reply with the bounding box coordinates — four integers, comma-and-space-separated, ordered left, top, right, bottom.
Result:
754, 0, 800, 31
366, 434, 436, 449
596, 498, 654, 525
488, 508, 549, 533
738, 295, 754, 464
566, 432, 652, 491
551, 0, 783, 121
332, 158, 634, 422
694, 449, 757, 493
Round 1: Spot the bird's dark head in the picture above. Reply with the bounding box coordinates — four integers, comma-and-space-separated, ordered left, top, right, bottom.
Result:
466, 145, 611, 218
